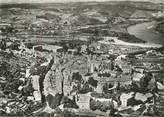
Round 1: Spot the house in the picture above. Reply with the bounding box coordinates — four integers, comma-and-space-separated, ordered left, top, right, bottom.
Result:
96, 82, 103, 93
133, 67, 145, 74
25, 68, 30, 78
103, 37, 117, 42
115, 55, 132, 74
81, 44, 88, 53
76, 93, 91, 109
99, 60, 113, 72
68, 49, 78, 55
95, 77, 117, 93
132, 73, 145, 82
110, 71, 118, 78
120, 92, 134, 108
63, 83, 72, 96
31, 75, 40, 90
91, 97, 118, 108
121, 64, 132, 74
119, 74, 132, 86
33, 45, 43, 51
88, 60, 99, 73
33, 91, 42, 102
92, 50, 104, 55
57, 48, 64, 53
42, 45, 62, 53
88, 59, 113, 74
132, 73, 145, 88
95, 74, 132, 93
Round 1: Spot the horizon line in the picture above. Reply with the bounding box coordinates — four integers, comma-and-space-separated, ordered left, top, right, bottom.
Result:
0, 0, 164, 4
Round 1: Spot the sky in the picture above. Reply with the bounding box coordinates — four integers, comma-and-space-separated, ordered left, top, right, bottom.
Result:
0, 0, 164, 3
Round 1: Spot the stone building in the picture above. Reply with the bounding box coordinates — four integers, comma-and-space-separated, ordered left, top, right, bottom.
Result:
76, 93, 91, 109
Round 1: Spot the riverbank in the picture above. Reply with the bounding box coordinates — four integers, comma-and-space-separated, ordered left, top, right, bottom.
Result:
155, 20, 164, 34
127, 21, 164, 45
99, 37, 163, 48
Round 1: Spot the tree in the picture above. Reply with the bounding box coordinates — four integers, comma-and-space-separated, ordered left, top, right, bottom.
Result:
26, 43, 33, 49
9, 41, 20, 50
62, 110, 75, 117
90, 99, 112, 112
72, 72, 83, 82
0, 39, 7, 50
62, 96, 78, 109
47, 93, 63, 109
88, 77, 98, 88
79, 83, 93, 94
90, 99, 97, 111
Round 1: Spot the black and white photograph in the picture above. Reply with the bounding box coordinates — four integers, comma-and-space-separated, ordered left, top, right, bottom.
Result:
0, 0, 164, 116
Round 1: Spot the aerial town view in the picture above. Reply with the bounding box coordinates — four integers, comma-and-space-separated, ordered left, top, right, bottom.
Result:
0, 0, 164, 116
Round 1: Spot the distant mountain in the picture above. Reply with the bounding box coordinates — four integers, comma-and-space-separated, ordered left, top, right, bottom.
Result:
0, 0, 163, 28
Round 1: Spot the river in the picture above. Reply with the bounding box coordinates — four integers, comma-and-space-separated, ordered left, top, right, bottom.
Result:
127, 21, 164, 45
